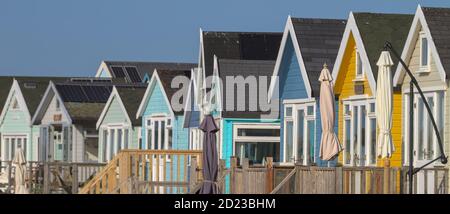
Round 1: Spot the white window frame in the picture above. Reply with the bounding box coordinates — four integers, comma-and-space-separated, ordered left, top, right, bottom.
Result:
232, 123, 280, 165
1, 134, 28, 161
102, 123, 130, 162
419, 31, 430, 73
145, 114, 173, 150
404, 90, 445, 167
342, 98, 377, 167
283, 100, 316, 165
355, 48, 364, 80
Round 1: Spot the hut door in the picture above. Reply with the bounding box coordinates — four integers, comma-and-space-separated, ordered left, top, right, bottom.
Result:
150, 119, 166, 182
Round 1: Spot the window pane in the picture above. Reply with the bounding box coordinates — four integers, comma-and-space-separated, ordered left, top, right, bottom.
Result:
370, 103, 375, 113
63, 127, 69, 161
5, 138, 10, 161
23, 138, 27, 159
117, 129, 123, 152
307, 120, 315, 164
421, 37, 428, 66
161, 121, 165, 149
103, 130, 107, 161
124, 129, 129, 149
344, 105, 350, 115
344, 120, 351, 164
426, 96, 434, 160
297, 110, 304, 163
109, 129, 115, 159
237, 129, 280, 137
154, 121, 159, 150
361, 106, 366, 166
235, 142, 279, 164
307, 106, 314, 116
370, 119, 377, 165
11, 138, 16, 161
286, 121, 293, 162
353, 107, 358, 165
147, 129, 152, 149
418, 98, 424, 160
168, 129, 173, 149
285, 107, 292, 117
357, 52, 363, 75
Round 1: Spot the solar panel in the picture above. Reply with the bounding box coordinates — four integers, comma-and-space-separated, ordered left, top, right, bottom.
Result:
111, 66, 126, 78
56, 85, 85, 102
81, 85, 112, 102
125, 66, 142, 82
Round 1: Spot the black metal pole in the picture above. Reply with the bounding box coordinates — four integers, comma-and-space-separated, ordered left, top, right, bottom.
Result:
384, 41, 448, 194
409, 81, 414, 194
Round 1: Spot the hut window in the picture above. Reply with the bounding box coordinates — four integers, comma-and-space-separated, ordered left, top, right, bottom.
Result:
420, 32, 429, 70
283, 101, 316, 165
355, 49, 364, 79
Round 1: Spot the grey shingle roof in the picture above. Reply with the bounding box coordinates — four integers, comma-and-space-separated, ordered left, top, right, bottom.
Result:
202, 32, 282, 78
0, 77, 14, 115
422, 7, 450, 78
15, 77, 70, 116
156, 69, 191, 115
353, 13, 413, 79
218, 59, 276, 119
290, 18, 346, 97
116, 86, 147, 126
103, 61, 196, 83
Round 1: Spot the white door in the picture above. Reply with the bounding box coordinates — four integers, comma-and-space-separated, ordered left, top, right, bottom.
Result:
413, 92, 440, 194
150, 119, 166, 182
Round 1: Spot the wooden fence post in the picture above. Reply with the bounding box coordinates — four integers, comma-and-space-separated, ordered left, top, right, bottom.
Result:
336, 167, 343, 194
230, 157, 237, 194
72, 164, 79, 194
383, 159, 391, 194
28, 162, 33, 193
242, 158, 249, 194
218, 160, 225, 193
119, 153, 130, 194
189, 156, 198, 191
265, 157, 273, 194
43, 163, 49, 194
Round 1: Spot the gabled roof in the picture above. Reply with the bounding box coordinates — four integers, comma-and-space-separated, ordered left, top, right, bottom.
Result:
98, 61, 196, 83
15, 77, 69, 116
0, 77, 15, 114
332, 12, 413, 93
137, 69, 191, 118
291, 18, 346, 97
353, 12, 413, 79
269, 17, 346, 99
201, 31, 282, 78
116, 86, 147, 125
422, 7, 450, 77
217, 59, 276, 119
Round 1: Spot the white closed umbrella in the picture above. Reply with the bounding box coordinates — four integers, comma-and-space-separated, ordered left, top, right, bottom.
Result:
12, 148, 29, 194
376, 51, 395, 158
319, 63, 342, 161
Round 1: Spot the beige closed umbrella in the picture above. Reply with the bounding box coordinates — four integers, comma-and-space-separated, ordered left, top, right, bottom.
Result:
376, 51, 394, 158
319, 63, 342, 161
12, 148, 29, 194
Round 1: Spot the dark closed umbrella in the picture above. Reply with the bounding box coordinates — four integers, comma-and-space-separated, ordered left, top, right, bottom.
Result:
197, 114, 220, 194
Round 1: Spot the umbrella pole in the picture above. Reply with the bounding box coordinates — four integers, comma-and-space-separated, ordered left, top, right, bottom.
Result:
409, 81, 414, 194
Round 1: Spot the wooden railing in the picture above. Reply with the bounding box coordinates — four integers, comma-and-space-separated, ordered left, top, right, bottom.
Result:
79, 150, 203, 194
400, 167, 448, 194
42, 162, 106, 194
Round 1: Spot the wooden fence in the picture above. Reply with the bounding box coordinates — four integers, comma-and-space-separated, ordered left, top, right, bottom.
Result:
79, 149, 203, 194
221, 157, 448, 194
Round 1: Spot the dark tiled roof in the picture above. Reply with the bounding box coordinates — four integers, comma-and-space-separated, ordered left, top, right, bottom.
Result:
0, 77, 14, 114
116, 86, 147, 125
218, 59, 276, 119
202, 32, 282, 78
156, 69, 191, 115
422, 7, 450, 78
103, 61, 196, 83
15, 77, 69, 116
353, 13, 413, 79
291, 18, 346, 97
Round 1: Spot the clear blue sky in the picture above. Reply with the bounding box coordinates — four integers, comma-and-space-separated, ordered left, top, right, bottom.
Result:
1, 0, 449, 77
